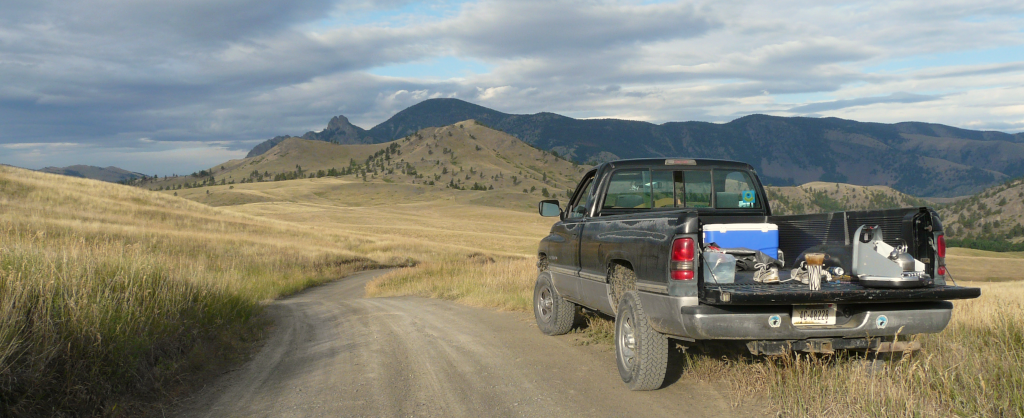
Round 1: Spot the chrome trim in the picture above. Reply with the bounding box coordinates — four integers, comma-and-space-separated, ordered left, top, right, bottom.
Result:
579, 271, 608, 283
636, 282, 669, 295
548, 266, 577, 277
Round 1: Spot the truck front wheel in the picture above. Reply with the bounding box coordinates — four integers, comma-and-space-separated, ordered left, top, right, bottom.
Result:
534, 272, 577, 335
615, 291, 668, 390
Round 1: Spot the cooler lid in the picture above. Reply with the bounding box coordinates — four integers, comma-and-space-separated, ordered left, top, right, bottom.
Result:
703, 223, 778, 233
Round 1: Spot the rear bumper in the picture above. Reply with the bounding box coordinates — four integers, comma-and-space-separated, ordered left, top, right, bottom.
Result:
639, 292, 952, 341
700, 283, 980, 305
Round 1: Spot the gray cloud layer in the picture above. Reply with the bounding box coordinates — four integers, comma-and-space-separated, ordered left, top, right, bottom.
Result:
2, 0, 1023, 174
789, 92, 941, 113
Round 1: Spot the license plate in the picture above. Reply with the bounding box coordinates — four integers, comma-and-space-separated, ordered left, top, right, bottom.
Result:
792, 304, 837, 326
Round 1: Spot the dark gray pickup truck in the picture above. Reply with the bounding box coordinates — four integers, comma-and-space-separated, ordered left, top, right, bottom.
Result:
534, 158, 980, 390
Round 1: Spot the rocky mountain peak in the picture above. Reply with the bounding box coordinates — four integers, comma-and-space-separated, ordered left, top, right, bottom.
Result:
326, 115, 353, 132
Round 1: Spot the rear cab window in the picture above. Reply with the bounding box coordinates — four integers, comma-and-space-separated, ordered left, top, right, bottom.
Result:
714, 170, 761, 209
598, 166, 761, 215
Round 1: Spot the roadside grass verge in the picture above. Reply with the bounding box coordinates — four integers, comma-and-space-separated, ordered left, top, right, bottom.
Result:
0, 167, 392, 416
367, 255, 536, 312
583, 280, 1024, 417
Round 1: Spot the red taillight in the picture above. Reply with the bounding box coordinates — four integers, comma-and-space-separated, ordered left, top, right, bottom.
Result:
671, 238, 695, 280
936, 234, 947, 278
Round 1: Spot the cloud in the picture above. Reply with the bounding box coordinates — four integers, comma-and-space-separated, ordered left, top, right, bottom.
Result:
439, 0, 720, 58
2, 0, 1024, 173
789, 92, 942, 113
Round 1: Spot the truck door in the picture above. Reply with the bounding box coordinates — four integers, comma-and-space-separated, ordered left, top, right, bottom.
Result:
546, 173, 595, 301
554, 173, 595, 273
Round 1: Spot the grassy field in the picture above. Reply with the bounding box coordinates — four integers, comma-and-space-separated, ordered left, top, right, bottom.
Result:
0, 166, 411, 416
0, 162, 557, 416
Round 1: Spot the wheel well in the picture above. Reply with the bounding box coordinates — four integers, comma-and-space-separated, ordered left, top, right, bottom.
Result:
607, 260, 636, 314
608, 259, 633, 275
538, 253, 548, 271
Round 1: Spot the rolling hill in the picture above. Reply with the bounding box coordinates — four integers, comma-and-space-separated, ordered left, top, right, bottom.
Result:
248, 98, 1024, 198
765, 182, 932, 216
938, 177, 1024, 243
38, 164, 145, 183
142, 120, 588, 211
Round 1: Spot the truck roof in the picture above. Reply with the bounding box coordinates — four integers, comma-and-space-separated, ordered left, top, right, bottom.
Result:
601, 158, 755, 171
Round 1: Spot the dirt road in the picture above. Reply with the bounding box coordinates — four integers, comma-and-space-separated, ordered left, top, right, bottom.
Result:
174, 270, 759, 417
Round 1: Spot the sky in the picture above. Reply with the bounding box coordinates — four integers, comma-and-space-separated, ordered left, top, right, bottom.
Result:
2, 0, 1023, 175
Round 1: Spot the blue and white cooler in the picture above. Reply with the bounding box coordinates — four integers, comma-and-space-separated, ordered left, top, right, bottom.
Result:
703, 223, 780, 260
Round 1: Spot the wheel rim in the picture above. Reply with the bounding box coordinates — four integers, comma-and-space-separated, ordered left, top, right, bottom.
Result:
618, 315, 636, 368
537, 286, 553, 321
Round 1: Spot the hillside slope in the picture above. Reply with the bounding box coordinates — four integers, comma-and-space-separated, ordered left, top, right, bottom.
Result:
247, 98, 1023, 197
766, 182, 932, 215
143, 120, 589, 211
939, 177, 1024, 242
38, 164, 145, 182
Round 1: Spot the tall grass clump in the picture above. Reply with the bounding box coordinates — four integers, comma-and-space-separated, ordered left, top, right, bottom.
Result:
0, 167, 386, 416
367, 254, 536, 312
670, 280, 1024, 417
0, 239, 257, 415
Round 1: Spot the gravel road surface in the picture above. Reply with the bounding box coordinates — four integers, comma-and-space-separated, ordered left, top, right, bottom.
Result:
173, 270, 759, 417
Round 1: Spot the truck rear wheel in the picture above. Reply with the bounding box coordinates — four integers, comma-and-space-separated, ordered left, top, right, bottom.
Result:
534, 272, 577, 335
615, 291, 668, 390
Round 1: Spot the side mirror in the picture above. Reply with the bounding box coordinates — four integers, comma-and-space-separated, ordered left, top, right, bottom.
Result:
538, 200, 561, 217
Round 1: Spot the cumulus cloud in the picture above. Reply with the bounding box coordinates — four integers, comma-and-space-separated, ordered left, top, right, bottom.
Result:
1, 0, 1023, 174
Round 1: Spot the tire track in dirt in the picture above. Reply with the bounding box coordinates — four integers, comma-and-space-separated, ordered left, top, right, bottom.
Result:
172, 270, 759, 417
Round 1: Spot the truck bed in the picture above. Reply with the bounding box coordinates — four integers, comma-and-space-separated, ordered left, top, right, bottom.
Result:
701, 282, 981, 305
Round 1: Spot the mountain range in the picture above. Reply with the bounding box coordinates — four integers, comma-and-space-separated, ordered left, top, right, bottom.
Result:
248, 98, 1024, 198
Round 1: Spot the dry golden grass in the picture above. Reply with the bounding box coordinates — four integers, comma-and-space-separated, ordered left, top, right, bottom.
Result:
0, 160, 563, 416
672, 279, 1024, 417
946, 247, 1024, 282
0, 166, 402, 416
367, 255, 537, 312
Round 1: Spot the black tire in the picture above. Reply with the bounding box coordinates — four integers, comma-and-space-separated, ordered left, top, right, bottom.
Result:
534, 272, 577, 335
615, 291, 669, 391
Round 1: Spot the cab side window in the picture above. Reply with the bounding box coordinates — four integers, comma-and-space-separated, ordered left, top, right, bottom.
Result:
566, 175, 595, 219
